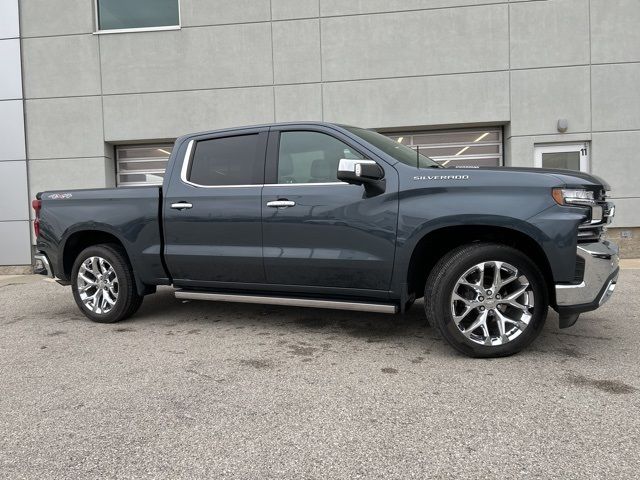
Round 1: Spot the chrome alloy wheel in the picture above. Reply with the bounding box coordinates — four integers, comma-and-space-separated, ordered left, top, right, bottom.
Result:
450, 261, 534, 346
77, 256, 119, 314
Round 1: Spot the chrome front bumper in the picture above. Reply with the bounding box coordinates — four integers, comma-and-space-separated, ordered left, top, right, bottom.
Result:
555, 241, 619, 309
34, 252, 54, 278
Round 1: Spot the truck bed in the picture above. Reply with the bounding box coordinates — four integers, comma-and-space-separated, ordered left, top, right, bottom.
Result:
36, 186, 169, 290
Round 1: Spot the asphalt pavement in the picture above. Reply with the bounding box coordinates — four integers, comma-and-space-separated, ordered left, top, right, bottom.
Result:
0, 270, 638, 479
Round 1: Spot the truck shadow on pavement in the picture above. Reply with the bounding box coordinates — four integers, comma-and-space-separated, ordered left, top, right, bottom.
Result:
122, 286, 615, 361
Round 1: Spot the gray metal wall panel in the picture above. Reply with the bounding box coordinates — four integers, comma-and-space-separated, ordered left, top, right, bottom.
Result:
0, 39, 23, 100
0, 100, 26, 161
321, 5, 509, 82
103, 87, 275, 141
591, 0, 640, 64
591, 131, 640, 199
320, 0, 503, 16
510, 0, 589, 69
99, 24, 273, 95
0, 0, 19, 39
272, 0, 319, 20
0, 221, 32, 265
22, 35, 101, 98
25, 97, 105, 160
274, 84, 322, 122
19, 0, 94, 38
510, 66, 590, 136
592, 63, 640, 132
273, 19, 321, 84
0, 161, 29, 221
323, 72, 510, 128
181, 0, 271, 26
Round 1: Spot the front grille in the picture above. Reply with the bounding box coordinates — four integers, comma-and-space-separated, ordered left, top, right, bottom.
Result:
577, 195, 614, 243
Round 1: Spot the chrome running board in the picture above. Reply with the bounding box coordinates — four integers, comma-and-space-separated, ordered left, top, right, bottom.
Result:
174, 290, 398, 314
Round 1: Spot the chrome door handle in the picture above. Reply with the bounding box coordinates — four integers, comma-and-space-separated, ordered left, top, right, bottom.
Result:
267, 200, 296, 208
171, 202, 193, 210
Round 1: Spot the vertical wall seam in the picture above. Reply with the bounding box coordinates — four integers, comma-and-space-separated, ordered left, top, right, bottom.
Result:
269, 0, 276, 122
318, 0, 324, 121
588, 0, 593, 136
95, 5, 113, 186
17, 1, 33, 234
506, 1, 512, 165
9, 0, 34, 261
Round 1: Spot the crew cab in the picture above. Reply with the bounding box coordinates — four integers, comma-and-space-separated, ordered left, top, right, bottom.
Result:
32, 122, 619, 357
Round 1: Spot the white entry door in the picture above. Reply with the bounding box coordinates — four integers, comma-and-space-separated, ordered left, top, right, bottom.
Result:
534, 143, 589, 172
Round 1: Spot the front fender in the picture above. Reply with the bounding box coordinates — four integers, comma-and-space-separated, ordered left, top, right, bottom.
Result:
391, 212, 579, 298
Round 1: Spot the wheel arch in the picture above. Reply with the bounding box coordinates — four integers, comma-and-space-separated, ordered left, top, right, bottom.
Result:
60, 228, 153, 296
404, 223, 555, 305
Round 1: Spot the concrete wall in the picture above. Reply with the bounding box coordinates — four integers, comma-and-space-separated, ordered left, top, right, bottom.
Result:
12, 0, 640, 263
504, 0, 640, 233
0, 0, 31, 266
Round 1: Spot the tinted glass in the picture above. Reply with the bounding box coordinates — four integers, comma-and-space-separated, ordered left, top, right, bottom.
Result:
278, 131, 364, 184
97, 0, 179, 30
345, 126, 440, 168
542, 152, 580, 170
189, 134, 262, 186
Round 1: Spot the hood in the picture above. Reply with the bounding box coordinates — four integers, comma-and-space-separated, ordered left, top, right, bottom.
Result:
475, 166, 610, 191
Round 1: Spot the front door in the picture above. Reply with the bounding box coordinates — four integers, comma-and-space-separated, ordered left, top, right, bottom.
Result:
261, 127, 398, 293
163, 128, 267, 288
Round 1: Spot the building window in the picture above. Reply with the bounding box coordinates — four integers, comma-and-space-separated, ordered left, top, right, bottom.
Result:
95, 0, 180, 33
534, 143, 589, 172
382, 128, 503, 168
116, 144, 173, 187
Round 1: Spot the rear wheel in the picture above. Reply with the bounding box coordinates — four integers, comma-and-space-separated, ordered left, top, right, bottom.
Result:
71, 244, 143, 323
424, 243, 548, 357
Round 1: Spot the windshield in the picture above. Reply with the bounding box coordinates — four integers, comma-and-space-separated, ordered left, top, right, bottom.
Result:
345, 126, 441, 168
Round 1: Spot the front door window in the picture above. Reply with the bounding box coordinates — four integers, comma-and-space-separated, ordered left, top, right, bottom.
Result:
277, 131, 364, 184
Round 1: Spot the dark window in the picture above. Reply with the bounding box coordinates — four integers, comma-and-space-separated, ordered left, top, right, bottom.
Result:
188, 134, 262, 186
278, 131, 364, 184
97, 0, 180, 31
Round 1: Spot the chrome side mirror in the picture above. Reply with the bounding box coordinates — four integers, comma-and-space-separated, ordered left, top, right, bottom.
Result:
337, 159, 385, 195
337, 159, 384, 181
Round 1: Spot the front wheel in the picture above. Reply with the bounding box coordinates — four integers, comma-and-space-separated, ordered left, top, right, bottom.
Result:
71, 244, 143, 323
424, 243, 548, 358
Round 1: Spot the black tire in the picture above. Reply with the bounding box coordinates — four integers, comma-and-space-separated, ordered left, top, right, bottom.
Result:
424, 242, 548, 358
71, 244, 143, 323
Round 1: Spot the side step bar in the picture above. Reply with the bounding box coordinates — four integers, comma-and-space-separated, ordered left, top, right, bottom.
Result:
174, 290, 398, 314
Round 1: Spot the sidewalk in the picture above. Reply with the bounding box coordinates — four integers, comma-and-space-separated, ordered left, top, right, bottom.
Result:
620, 259, 640, 269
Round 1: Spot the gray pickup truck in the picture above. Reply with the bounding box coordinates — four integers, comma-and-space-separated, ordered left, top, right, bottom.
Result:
32, 122, 618, 357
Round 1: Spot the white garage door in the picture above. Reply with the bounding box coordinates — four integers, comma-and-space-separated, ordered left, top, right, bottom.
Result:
383, 128, 502, 168
116, 144, 173, 187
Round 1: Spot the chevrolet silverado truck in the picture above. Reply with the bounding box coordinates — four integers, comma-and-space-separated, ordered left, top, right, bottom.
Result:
32, 122, 619, 357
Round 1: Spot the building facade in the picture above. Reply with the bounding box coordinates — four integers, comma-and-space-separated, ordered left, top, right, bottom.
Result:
1, 0, 639, 269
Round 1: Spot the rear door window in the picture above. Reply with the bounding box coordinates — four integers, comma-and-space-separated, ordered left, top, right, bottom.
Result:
188, 134, 263, 186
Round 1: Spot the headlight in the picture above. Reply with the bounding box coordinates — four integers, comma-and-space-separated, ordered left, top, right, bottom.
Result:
552, 188, 595, 206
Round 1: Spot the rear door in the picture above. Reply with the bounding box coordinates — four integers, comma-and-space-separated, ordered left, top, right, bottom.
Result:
163, 128, 267, 288
261, 126, 398, 293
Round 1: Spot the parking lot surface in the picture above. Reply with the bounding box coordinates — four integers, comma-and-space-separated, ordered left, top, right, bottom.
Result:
1, 271, 639, 479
